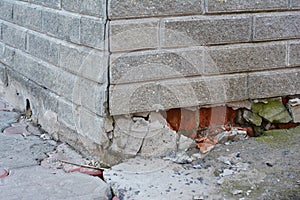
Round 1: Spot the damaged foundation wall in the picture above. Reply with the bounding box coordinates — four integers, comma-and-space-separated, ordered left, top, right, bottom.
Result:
0, 0, 300, 165
0, 0, 111, 161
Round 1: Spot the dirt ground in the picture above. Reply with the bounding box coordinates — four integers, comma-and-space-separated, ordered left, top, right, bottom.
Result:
187, 127, 300, 200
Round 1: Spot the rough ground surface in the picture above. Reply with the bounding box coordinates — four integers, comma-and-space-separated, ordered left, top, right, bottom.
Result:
105, 127, 300, 200
0, 99, 112, 200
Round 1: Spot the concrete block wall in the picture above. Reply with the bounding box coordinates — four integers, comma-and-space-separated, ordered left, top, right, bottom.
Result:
0, 0, 299, 164
109, 0, 300, 116
0, 0, 110, 159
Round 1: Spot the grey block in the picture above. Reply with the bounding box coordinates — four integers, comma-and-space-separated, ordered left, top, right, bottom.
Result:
62, 0, 103, 17
13, 51, 107, 116
29, 0, 61, 9
0, 62, 7, 86
110, 48, 203, 84
0, 0, 13, 21
289, 41, 300, 66
204, 42, 287, 74
291, 0, 300, 8
59, 43, 107, 83
0, 42, 15, 66
42, 10, 80, 43
13, 2, 42, 31
163, 15, 251, 48
1, 23, 27, 50
110, 19, 159, 52
254, 12, 300, 41
80, 17, 104, 49
110, 83, 160, 115
27, 32, 59, 65
108, 0, 203, 19
206, 0, 288, 13
248, 69, 300, 99
110, 74, 247, 115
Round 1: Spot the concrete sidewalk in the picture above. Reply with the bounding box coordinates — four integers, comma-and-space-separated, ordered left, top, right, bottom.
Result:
0, 99, 112, 200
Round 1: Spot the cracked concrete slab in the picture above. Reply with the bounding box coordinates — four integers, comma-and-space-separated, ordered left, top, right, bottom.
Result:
0, 166, 112, 200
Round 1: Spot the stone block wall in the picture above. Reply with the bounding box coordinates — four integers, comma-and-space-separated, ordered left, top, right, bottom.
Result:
0, 0, 299, 164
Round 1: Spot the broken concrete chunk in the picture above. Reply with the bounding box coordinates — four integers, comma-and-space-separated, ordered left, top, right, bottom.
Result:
243, 110, 263, 126
252, 98, 292, 123
288, 98, 300, 123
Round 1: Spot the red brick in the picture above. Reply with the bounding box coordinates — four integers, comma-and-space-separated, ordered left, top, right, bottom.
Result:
199, 108, 211, 128
166, 109, 181, 131
179, 109, 198, 131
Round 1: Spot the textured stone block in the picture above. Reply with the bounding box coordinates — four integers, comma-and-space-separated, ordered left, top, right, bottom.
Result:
289, 41, 300, 66
110, 19, 159, 52
248, 69, 300, 99
42, 10, 80, 43
0, 0, 13, 21
204, 42, 287, 74
110, 83, 160, 115
108, 0, 203, 19
13, 51, 106, 116
0, 42, 14, 66
29, 0, 61, 9
62, 0, 103, 17
27, 32, 59, 65
110, 74, 247, 115
0, 62, 7, 86
13, 2, 42, 31
110, 48, 203, 84
80, 17, 104, 49
163, 15, 251, 47
59, 44, 107, 83
1, 23, 27, 50
254, 12, 300, 41
206, 0, 288, 13
291, 0, 300, 8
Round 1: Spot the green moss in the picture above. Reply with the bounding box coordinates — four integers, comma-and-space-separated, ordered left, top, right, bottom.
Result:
256, 126, 300, 148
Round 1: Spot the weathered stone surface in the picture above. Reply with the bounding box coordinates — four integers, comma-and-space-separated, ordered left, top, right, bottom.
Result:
243, 110, 263, 126
248, 69, 300, 99
110, 75, 247, 115
62, 0, 104, 17
1, 23, 27, 50
288, 98, 300, 123
0, 0, 13, 21
254, 12, 300, 41
252, 98, 292, 123
0, 42, 14, 66
204, 42, 287, 74
163, 15, 251, 47
42, 10, 80, 43
1, 166, 112, 199
13, 2, 42, 31
27, 32, 60, 65
80, 17, 105, 49
0, 134, 55, 168
289, 41, 300, 66
59, 43, 107, 83
28, 0, 61, 9
108, 0, 203, 19
110, 19, 159, 52
110, 48, 203, 84
291, 0, 300, 8
206, 0, 288, 13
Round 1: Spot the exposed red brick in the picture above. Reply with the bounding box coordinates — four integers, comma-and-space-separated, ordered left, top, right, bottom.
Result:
166, 109, 181, 131
199, 108, 211, 128
0, 168, 8, 179
276, 123, 299, 129
179, 109, 198, 131
226, 107, 237, 125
